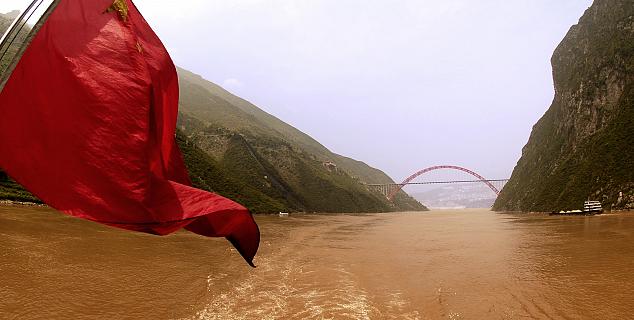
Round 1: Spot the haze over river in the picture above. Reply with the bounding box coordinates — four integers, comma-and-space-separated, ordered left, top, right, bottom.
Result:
1, 206, 633, 319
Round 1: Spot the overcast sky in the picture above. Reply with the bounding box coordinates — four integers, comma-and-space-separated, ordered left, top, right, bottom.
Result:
2, 0, 594, 185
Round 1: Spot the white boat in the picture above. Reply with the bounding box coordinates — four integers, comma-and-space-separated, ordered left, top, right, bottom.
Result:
279, 212, 289, 217
583, 201, 603, 214
551, 200, 603, 215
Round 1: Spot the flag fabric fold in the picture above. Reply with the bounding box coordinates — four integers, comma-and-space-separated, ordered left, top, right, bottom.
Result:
0, 0, 259, 266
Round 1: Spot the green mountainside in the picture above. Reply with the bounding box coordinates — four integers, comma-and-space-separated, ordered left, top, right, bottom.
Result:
494, 0, 634, 212
176, 69, 425, 213
177, 69, 406, 185
0, 12, 426, 213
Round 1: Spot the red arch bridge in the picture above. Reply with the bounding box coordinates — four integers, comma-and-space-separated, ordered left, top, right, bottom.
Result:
364, 165, 509, 201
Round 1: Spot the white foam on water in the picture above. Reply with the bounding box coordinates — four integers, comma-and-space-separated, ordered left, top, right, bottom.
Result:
188, 260, 385, 320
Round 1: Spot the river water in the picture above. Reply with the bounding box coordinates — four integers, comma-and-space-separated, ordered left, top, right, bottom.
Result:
1, 206, 633, 319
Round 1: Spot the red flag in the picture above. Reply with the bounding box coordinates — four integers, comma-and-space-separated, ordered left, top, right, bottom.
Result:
0, 0, 259, 266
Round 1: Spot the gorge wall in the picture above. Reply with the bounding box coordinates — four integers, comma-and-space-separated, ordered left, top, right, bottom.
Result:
494, 0, 634, 211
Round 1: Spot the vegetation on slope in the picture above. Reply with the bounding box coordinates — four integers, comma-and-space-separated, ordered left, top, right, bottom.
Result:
177, 69, 426, 212
177, 130, 289, 213
0, 171, 39, 203
494, 0, 634, 212
178, 114, 417, 213
177, 68, 418, 186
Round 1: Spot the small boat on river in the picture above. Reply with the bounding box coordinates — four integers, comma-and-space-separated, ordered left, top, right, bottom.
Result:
550, 201, 604, 216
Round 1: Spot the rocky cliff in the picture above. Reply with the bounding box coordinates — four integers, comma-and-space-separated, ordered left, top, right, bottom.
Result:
494, 0, 634, 212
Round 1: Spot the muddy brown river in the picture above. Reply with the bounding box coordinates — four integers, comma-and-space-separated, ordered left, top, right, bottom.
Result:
1, 206, 633, 319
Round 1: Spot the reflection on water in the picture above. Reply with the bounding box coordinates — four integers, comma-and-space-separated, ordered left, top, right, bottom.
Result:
1, 206, 634, 319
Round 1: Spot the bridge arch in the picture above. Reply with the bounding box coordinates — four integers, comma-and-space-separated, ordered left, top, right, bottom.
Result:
387, 165, 500, 201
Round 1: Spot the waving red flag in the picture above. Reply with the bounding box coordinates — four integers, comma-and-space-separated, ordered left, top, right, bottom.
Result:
0, 0, 259, 266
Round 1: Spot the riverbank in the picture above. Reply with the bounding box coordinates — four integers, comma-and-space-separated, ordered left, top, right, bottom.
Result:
0, 200, 45, 207
494, 209, 634, 215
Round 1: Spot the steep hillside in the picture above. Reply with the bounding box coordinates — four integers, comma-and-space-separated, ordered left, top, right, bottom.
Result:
494, 0, 634, 212
177, 69, 425, 212
0, 11, 12, 30
0, 11, 19, 36
178, 69, 407, 185
176, 130, 292, 213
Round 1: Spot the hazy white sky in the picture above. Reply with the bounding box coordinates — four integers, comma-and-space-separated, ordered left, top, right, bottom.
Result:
2, 0, 594, 185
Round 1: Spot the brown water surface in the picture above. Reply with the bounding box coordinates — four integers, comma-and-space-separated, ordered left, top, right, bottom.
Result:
1, 206, 633, 319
